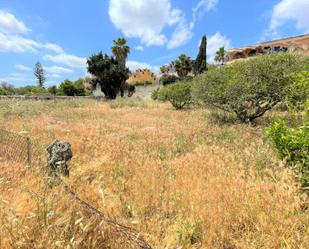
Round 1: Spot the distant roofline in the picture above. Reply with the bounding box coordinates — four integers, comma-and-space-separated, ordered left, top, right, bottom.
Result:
228, 33, 309, 52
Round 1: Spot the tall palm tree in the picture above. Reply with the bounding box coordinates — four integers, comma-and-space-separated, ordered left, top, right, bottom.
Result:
111, 38, 130, 68
214, 47, 227, 65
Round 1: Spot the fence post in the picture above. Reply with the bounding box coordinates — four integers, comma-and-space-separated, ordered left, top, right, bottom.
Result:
27, 137, 32, 167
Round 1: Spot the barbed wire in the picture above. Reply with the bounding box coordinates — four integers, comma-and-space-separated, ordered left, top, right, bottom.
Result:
0, 128, 153, 249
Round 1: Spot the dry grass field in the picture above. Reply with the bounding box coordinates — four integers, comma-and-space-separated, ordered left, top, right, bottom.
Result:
0, 98, 308, 249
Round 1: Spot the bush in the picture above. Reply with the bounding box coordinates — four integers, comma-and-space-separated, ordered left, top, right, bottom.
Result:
192, 53, 309, 123
26, 87, 47, 96
47, 85, 57, 95
286, 71, 309, 110
267, 103, 309, 190
157, 83, 191, 110
160, 74, 179, 86
57, 79, 89, 96
151, 88, 160, 100
0, 82, 14, 95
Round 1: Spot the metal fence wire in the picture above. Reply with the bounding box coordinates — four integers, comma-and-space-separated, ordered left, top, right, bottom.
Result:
0, 128, 153, 249
0, 129, 32, 165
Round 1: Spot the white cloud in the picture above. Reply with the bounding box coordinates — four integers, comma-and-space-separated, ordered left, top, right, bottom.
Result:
44, 66, 74, 74
46, 73, 61, 78
44, 53, 87, 69
15, 64, 32, 71
167, 22, 194, 49
0, 32, 39, 53
135, 46, 144, 51
269, 0, 309, 33
193, 0, 219, 20
0, 10, 30, 34
0, 32, 65, 54
109, 0, 191, 48
41, 43, 64, 54
0, 10, 64, 54
207, 32, 230, 62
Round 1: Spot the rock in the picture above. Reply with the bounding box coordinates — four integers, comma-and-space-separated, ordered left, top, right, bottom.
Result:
46, 140, 72, 177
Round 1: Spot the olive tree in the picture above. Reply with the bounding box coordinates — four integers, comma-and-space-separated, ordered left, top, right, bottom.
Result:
192, 53, 309, 123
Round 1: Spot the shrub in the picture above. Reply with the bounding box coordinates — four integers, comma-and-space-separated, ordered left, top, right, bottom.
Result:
47, 85, 57, 95
151, 88, 160, 100
157, 82, 191, 110
14, 85, 39, 95
192, 53, 309, 123
160, 74, 179, 86
286, 71, 309, 110
57, 79, 89, 96
26, 87, 47, 96
267, 103, 309, 190
0, 82, 14, 95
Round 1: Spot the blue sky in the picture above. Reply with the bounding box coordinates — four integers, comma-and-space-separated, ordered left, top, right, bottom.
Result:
0, 0, 308, 87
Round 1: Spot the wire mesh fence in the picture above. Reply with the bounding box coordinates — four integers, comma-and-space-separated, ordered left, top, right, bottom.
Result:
0, 129, 32, 165
0, 128, 153, 249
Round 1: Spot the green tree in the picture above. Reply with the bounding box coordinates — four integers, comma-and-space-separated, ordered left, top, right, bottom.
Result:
34, 61, 46, 87
157, 82, 192, 110
160, 65, 169, 74
87, 52, 129, 99
111, 38, 130, 67
47, 85, 58, 95
58, 80, 76, 96
174, 54, 193, 79
192, 53, 309, 123
214, 47, 227, 65
0, 82, 14, 95
193, 35, 207, 75
111, 38, 130, 97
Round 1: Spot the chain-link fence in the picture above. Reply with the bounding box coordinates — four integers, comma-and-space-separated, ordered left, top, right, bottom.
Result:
0, 128, 153, 249
0, 129, 32, 165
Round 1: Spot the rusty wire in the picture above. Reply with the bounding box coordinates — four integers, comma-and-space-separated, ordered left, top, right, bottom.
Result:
0, 128, 153, 249
0, 129, 32, 165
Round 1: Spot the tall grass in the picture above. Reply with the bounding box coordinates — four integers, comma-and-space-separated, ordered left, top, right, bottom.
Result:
0, 99, 308, 248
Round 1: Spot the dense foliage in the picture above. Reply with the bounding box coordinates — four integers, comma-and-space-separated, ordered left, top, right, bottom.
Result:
0, 82, 15, 95
193, 35, 207, 75
286, 71, 309, 110
267, 103, 309, 191
57, 79, 89, 96
160, 74, 179, 86
157, 82, 192, 109
192, 53, 309, 123
87, 52, 129, 99
174, 54, 193, 79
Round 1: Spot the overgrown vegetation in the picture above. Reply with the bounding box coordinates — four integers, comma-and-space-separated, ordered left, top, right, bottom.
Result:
157, 82, 192, 109
1, 99, 308, 248
192, 53, 309, 123
87, 52, 129, 99
267, 102, 309, 191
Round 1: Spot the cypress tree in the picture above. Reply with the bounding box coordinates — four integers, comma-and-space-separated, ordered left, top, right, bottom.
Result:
194, 35, 207, 75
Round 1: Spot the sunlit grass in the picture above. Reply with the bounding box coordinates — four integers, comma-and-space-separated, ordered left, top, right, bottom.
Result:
0, 99, 308, 248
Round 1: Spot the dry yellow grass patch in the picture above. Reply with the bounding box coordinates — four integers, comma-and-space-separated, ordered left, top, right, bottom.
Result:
0, 99, 308, 248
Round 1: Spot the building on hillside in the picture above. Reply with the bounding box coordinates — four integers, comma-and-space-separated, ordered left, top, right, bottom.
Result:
227, 34, 309, 63
126, 69, 158, 85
